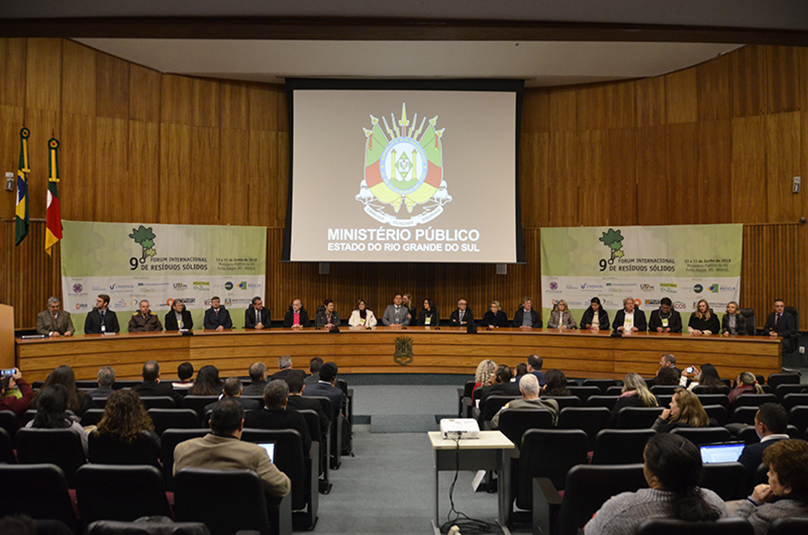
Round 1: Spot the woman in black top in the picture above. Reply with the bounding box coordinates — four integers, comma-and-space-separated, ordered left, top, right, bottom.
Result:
418, 298, 439, 327
482, 301, 509, 329
721, 301, 747, 335
580, 297, 610, 330
688, 299, 720, 334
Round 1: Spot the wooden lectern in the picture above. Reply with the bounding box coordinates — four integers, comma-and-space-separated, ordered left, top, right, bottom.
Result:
0, 304, 14, 369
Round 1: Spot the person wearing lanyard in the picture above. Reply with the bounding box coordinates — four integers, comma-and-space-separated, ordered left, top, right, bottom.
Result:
612, 297, 647, 333
648, 297, 682, 333
84, 294, 120, 334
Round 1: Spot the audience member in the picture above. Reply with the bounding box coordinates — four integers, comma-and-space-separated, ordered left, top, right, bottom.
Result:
0, 514, 36, 535
652, 388, 710, 432
203, 296, 232, 331
722, 301, 747, 336
655, 367, 680, 386
648, 297, 682, 333
547, 300, 577, 329
34, 365, 93, 417
243, 362, 268, 396
269, 355, 306, 382
584, 433, 726, 535
92, 389, 160, 463
481, 300, 509, 329
728, 371, 764, 409
737, 403, 790, 490
472, 359, 498, 399
542, 369, 571, 397
656, 353, 681, 378
35, 296, 75, 337
128, 299, 163, 332
244, 379, 311, 455
173, 399, 290, 502
580, 297, 610, 330
285, 373, 330, 439
304, 357, 324, 385
283, 299, 310, 329
734, 439, 808, 535
612, 372, 658, 415
519, 354, 546, 387
491, 374, 558, 428
301, 361, 345, 415
86, 366, 115, 398
204, 377, 260, 414
688, 299, 720, 334
449, 298, 474, 327
245, 296, 271, 330
681, 363, 724, 392
612, 297, 647, 333
173, 362, 194, 390
348, 299, 377, 328
514, 363, 527, 379
0, 368, 33, 418
188, 365, 223, 396
132, 360, 182, 402
762, 299, 798, 353
478, 365, 520, 408
512, 296, 542, 329
84, 293, 120, 334
164, 299, 193, 331
26, 384, 88, 457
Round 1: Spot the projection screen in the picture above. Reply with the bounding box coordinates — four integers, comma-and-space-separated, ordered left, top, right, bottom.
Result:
284, 80, 524, 263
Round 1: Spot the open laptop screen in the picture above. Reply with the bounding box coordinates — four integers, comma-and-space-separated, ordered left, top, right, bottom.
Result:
699, 442, 745, 463
258, 442, 276, 463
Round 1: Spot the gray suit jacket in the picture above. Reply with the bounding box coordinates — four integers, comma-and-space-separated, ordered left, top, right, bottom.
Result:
381, 305, 410, 326
36, 310, 76, 336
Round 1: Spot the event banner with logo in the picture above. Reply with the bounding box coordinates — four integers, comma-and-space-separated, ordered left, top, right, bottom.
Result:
60, 221, 266, 333
540, 224, 742, 327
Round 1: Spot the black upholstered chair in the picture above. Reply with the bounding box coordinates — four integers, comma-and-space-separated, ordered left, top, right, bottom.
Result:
0, 409, 19, 435
768, 372, 800, 389
567, 386, 601, 403
583, 378, 617, 394
592, 429, 656, 465
769, 516, 808, 535
740, 308, 757, 335
695, 393, 730, 410
81, 408, 106, 426
702, 404, 728, 426
88, 430, 161, 467
0, 463, 79, 532
781, 393, 808, 412
85, 520, 211, 535
15, 427, 86, 487
139, 396, 177, 409
180, 395, 219, 416
614, 406, 664, 429
557, 406, 613, 451
147, 408, 201, 435
496, 408, 554, 447
701, 461, 747, 500
788, 405, 808, 433
671, 426, 732, 446
733, 393, 778, 409
0, 427, 16, 464
586, 395, 620, 410
636, 517, 754, 535
542, 395, 581, 411
160, 428, 209, 491
730, 406, 760, 425
76, 464, 172, 524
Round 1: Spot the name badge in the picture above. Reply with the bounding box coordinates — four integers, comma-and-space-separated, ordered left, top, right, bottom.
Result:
662, 318, 669, 327
360, 318, 365, 325
101, 324, 106, 332
625, 316, 633, 326
424, 316, 431, 325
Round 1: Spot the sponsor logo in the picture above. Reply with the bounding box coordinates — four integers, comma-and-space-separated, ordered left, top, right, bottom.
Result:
180, 298, 196, 305
565, 284, 577, 290
660, 286, 677, 294
549, 282, 558, 290
580, 283, 604, 290
193, 281, 210, 291
673, 301, 687, 311
224, 282, 234, 291
357, 103, 451, 226
109, 283, 134, 291
225, 298, 232, 306
72, 283, 83, 294
173, 283, 188, 291
129, 225, 157, 267
645, 299, 661, 306
115, 299, 128, 309
92, 285, 106, 292
74, 303, 89, 311
640, 284, 654, 292
599, 228, 625, 266
660, 283, 677, 288
720, 285, 737, 292
605, 282, 636, 288
694, 284, 703, 294
709, 284, 719, 293
238, 281, 247, 290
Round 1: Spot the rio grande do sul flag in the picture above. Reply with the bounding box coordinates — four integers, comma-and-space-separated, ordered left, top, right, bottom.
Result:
45, 136, 62, 256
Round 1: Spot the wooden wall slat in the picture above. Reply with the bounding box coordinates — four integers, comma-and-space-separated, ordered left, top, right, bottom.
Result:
522, 90, 550, 133
25, 38, 61, 112
220, 81, 249, 130
95, 52, 129, 120
0, 38, 26, 108
731, 116, 768, 223
0, 105, 24, 220
665, 68, 698, 124
129, 64, 161, 123
765, 46, 801, 114
547, 131, 579, 226
696, 53, 732, 121
192, 78, 220, 128
60, 40, 95, 117
665, 122, 699, 224
548, 88, 576, 132
60, 113, 96, 221
158, 123, 192, 223
697, 119, 732, 224
765, 112, 802, 223
732, 45, 768, 118
127, 120, 160, 223
635, 76, 665, 127
94, 117, 128, 221
161, 74, 193, 126
190, 126, 221, 224
219, 128, 251, 225
635, 125, 668, 223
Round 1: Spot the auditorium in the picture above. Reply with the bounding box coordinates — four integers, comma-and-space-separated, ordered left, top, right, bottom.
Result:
2, 3, 808, 535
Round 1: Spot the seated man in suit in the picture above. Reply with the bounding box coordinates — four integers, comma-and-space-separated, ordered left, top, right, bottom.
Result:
132, 360, 181, 403
84, 294, 120, 334
86, 366, 116, 398
204, 377, 261, 414
129, 300, 163, 332
243, 362, 268, 397
174, 398, 290, 501
203, 296, 232, 331
283, 299, 310, 329
517, 354, 546, 387
285, 373, 331, 441
381, 294, 410, 328
304, 357, 323, 385
164, 298, 193, 331
478, 365, 520, 411
245, 379, 312, 456
269, 355, 306, 382
449, 298, 474, 327
36, 296, 75, 337
763, 299, 798, 353
491, 374, 559, 429
302, 361, 345, 417
648, 297, 682, 333
738, 403, 789, 490
245, 296, 271, 329
612, 297, 647, 333
512, 296, 542, 329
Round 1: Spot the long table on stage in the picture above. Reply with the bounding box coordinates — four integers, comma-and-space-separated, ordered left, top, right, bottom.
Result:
16, 327, 782, 382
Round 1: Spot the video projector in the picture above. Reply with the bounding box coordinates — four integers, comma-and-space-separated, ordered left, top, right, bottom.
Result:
440, 418, 480, 440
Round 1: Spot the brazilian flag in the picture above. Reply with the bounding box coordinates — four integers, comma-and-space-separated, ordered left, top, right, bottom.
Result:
15, 127, 30, 246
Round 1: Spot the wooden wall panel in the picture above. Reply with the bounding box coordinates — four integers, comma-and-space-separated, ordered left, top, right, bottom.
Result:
665, 68, 698, 124
275, 130, 289, 228
696, 53, 732, 121
547, 131, 579, 226
635, 76, 665, 127
94, 117, 128, 221
766, 46, 801, 114
605, 128, 637, 226
522, 90, 550, 133
60, 40, 95, 117
731, 116, 768, 223
25, 39, 61, 112
248, 129, 276, 226
189, 126, 221, 224
548, 88, 577, 132
192, 79, 220, 128
577, 129, 605, 227
765, 112, 802, 222
0, 105, 24, 220
665, 122, 699, 225
161, 74, 193, 126
249, 85, 279, 132
127, 120, 160, 223
219, 129, 251, 225
158, 123, 192, 223
697, 119, 732, 224
221, 82, 249, 130
732, 45, 768, 118
0, 38, 26, 107
519, 131, 549, 229
60, 113, 96, 221
95, 52, 129, 120
635, 125, 668, 223
129, 64, 161, 123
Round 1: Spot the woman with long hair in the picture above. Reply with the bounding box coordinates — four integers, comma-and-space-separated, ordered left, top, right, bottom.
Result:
188, 365, 222, 396
722, 301, 747, 336
585, 433, 726, 534
348, 299, 377, 328
548, 300, 577, 329
688, 299, 720, 334
728, 371, 764, 409
682, 363, 725, 393
33, 364, 93, 417
91, 389, 160, 465
418, 298, 439, 327
612, 372, 659, 415
652, 388, 711, 432
472, 359, 497, 399
734, 439, 808, 535
580, 297, 610, 330
543, 369, 571, 397
26, 384, 88, 457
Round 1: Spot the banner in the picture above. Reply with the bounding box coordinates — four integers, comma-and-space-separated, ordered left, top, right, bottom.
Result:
540, 224, 743, 328
61, 221, 267, 333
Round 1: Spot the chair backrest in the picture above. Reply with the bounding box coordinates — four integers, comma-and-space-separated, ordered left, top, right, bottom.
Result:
671, 426, 732, 446
0, 409, 19, 435
769, 517, 808, 535
737, 425, 760, 445
517, 429, 589, 510
81, 408, 106, 426
733, 393, 779, 408
463, 380, 475, 398
557, 406, 613, 451
605, 385, 624, 396
180, 395, 219, 416
768, 373, 800, 389
85, 520, 211, 535
700, 461, 747, 501
542, 395, 581, 411
592, 429, 656, 465
651, 385, 680, 396
636, 517, 755, 535
615, 406, 664, 429
0, 463, 78, 531
695, 394, 730, 410
777, 387, 808, 405
242, 396, 265, 409
15, 427, 87, 487
88, 431, 161, 467
139, 396, 177, 409
556, 463, 646, 535
241, 428, 307, 510
296, 408, 322, 444
740, 308, 756, 335
495, 408, 553, 446
148, 408, 201, 435
730, 406, 759, 425
693, 384, 731, 395
788, 406, 808, 433
583, 379, 617, 394
586, 395, 620, 410
20, 409, 37, 426
480, 395, 520, 424
0, 427, 16, 464
701, 404, 728, 426
567, 386, 601, 402
76, 464, 171, 524
175, 468, 271, 535
160, 428, 210, 491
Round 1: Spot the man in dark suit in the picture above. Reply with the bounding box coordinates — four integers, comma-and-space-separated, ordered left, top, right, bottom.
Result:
763, 299, 798, 353
132, 360, 182, 403
648, 297, 682, 333
84, 294, 120, 334
244, 379, 312, 456
612, 297, 647, 332
243, 362, 268, 397
738, 403, 789, 489
164, 299, 193, 331
304, 357, 323, 385
511, 297, 542, 329
269, 355, 306, 382
285, 373, 330, 440
302, 361, 345, 416
203, 296, 232, 331
204, 377, 261, 414
283, 299, 310, 329
478, 365, 520, 411
449, 298, 474, 326
245, 296, 271, 329
86, 365, 116, 398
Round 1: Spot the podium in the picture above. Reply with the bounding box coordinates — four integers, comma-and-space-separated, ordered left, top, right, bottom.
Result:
0, 304, 14, 368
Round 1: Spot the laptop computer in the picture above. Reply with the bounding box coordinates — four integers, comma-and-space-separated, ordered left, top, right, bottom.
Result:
258, 442, 276, 463
699, 441, 746, 463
